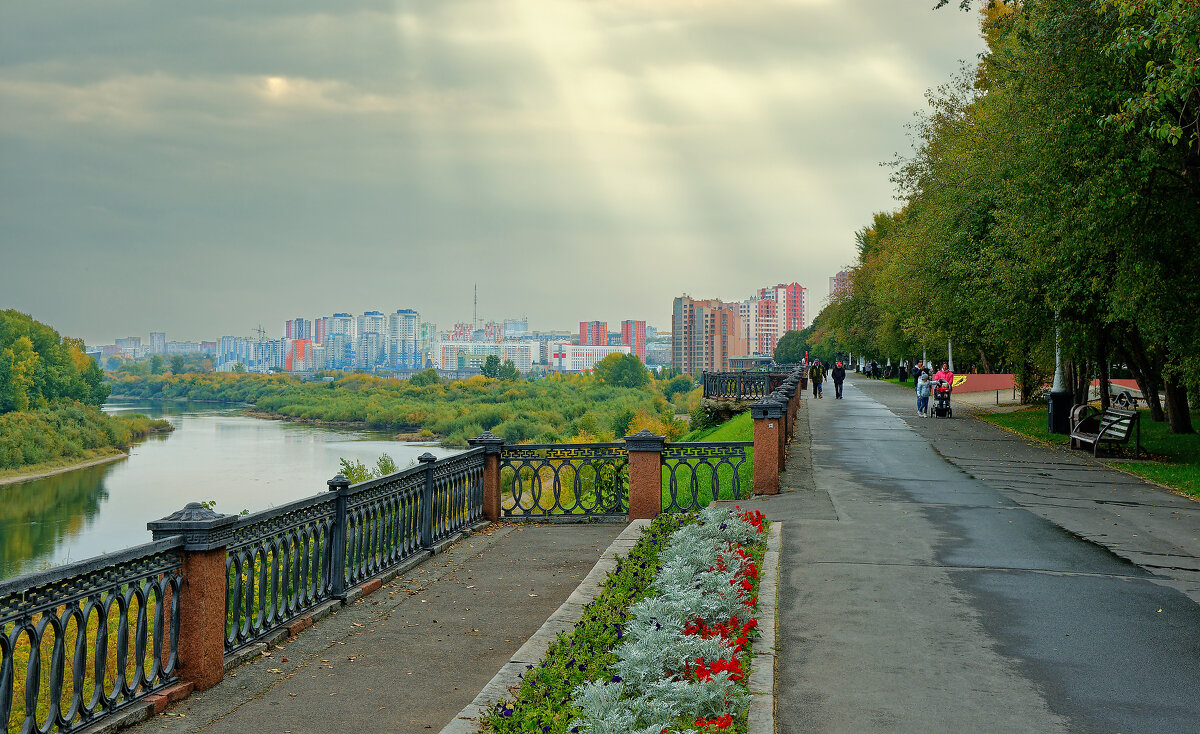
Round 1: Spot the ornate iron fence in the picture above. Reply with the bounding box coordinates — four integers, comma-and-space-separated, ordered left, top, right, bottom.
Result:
703, 371, 789, 400
662, 441, 754, 512
224, 449, 485, 653
0, 538, 184, 734
499, 444, 628, 519
225, 494, 337, 653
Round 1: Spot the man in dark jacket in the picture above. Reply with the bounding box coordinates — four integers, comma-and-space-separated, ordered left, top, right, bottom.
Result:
808, 359, 826, 399
831, 360, 846, 399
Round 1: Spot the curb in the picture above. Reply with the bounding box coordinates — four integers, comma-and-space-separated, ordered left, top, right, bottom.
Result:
747, 522, 782, 734
438, 519, 652, 734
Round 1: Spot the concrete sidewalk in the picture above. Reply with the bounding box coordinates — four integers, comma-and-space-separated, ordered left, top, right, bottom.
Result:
764, 375, 1200, 733
130, 522, 622, 734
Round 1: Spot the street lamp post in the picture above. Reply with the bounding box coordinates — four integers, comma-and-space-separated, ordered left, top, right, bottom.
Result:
1048, 315, 1071, 434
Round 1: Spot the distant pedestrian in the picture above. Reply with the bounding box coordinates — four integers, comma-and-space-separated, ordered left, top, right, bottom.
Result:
809, 359, 826, 399
831, 360, 846, 399
916, 370, 931, 417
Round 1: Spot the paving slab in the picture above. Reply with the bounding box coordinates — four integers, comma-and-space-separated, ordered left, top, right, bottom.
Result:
762, 377, 1200, 734
129, 522, 622, 734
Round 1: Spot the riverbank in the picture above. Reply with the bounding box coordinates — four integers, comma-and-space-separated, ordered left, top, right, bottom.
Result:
0, 447, 128, 486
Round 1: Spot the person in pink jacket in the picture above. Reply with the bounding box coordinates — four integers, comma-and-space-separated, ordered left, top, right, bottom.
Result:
933, 363, 954, 386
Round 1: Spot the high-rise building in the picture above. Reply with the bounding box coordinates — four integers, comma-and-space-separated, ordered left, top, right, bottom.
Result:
671, 296, 747, 373
449, 323, 473, 342
357, 311, 385, 339
431, 340, 534, 373
285, 318, 312, 341
285, 339, 315, 371
313, 317, 328, 346
503, 317, 529, 338
150, 332, 166, 355
579, 321, 607, 346
323, 334, 352, 369
327, 313, 355, 343
830, 270, 851, 297
620, 320, 647, 362
388, 309, 421, 369
482, 321, 505, 343
355, 332, 385, 369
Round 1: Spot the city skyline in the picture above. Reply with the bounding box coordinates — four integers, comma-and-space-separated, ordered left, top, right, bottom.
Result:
1, 3, 987, 346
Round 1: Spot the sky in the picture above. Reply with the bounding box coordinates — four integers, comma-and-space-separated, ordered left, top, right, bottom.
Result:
0, 1, 986, 345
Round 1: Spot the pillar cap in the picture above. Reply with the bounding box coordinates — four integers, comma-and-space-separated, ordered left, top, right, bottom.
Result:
624, 428, 665, 452
148, 502, 238, 550
328, 473, 351, 491
418, 452, 438, 464
751, 399, 785, 420
468, 430, 506, 454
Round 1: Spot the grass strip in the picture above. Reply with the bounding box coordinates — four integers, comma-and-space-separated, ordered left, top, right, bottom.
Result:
980, 406, 1200, 498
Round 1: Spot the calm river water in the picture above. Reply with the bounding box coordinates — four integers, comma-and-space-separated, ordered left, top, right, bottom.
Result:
0, 400, 458, 580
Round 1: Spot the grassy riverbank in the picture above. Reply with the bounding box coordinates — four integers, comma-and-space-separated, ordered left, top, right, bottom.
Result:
0, 402, 172, 474
110, 372, 692, 447
980, 407, 1200, 498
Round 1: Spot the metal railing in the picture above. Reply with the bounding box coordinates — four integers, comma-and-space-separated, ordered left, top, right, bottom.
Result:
702, 371, 789, 400
225, 449, 485, 652
499, 444, 628, 520
662, 441, 754, 513
1, 538, 184, 733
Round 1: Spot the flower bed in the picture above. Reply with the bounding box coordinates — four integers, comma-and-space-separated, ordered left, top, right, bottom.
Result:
482, 506, 767, 734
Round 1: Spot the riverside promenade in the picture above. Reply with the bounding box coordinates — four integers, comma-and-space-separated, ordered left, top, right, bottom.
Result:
771, 375, 1200, 733
128, 374, 1200, 734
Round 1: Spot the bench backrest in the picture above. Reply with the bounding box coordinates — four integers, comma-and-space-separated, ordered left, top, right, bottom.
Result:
1099, 408, 1138, 440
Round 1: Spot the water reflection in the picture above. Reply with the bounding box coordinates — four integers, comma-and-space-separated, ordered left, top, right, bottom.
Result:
0, 400, 455, 580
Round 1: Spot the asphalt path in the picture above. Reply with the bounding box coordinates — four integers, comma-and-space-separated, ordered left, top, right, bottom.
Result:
768, 376, 1200, 734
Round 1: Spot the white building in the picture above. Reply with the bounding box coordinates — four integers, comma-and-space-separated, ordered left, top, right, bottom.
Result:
150, 332, 166, 355
388, 309, 421, 369
432, 340, 534, 373
548, 343, 631, 373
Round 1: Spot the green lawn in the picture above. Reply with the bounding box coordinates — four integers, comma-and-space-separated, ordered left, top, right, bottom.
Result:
668, 411, 755, 509
980, 407, 1200, 498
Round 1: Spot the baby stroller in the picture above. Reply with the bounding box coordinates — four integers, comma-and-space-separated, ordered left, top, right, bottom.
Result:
932, 379, 953, 418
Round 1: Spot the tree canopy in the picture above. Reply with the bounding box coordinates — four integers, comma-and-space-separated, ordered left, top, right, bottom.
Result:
0, 310, 108, 413
815, 0, 1199, 431
594, 353, 651, 389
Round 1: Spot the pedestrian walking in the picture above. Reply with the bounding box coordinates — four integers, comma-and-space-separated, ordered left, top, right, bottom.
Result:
831, 360, 846, 399
916, 370, 931, 417
809, 359, 826, 399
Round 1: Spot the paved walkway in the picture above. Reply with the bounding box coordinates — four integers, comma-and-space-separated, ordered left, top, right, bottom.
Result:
765, 375, 1200, 733
130, 523, 622, 734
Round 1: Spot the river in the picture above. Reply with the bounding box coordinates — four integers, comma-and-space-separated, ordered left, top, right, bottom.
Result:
0, 400, 459, 580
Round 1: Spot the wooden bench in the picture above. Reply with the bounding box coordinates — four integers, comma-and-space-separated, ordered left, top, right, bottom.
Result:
1069, 405, 1142, 457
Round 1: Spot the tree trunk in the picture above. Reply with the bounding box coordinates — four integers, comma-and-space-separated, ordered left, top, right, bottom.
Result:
1163, 375, 1195, 434
978, 347, 993, 374
1098, 352, 1111, 411
1116, 329, 1165, 422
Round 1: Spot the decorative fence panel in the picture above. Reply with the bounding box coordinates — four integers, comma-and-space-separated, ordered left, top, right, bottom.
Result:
429, 449, 486, 543
224, 449, 485, 653
703, 372, 789, 400
499, 444, 628, 519
224, 494, 337, 653
0, 538, 184, 734
661, 441, 754, 513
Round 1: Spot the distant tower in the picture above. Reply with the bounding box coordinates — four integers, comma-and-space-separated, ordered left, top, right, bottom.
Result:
473, 283, 478, 331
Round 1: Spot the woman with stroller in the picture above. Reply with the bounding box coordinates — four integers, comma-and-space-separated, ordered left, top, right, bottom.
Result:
934, 362, 954, 385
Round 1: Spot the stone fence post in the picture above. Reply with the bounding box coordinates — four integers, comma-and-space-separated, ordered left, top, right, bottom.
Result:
148, 503, 237, 691
468, 431, 505, 521
624, 429, 664, 521
752, 398, 784, 495
418, 452, 437, 549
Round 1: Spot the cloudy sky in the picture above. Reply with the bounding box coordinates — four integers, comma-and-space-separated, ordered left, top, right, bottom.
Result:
0, 1, 985, 345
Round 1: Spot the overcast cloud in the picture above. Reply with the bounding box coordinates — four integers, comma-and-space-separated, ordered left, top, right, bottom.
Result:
0, 0, 985, 344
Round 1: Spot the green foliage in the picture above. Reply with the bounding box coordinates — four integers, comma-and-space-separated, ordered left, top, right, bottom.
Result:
109, 371, 664, 447
410, 368, 440, 386
660, 375, 695, 401
595, 353, 650, 389
772, 330, 806, 364
610, 408, 636, 438
232, 362, 247, 374
338, 452, 400, 484
0, 401, 171, 470
0, 310, 109, 414
480, 354, 501, 378
826, 1, 1200, 431
498, 359, 520, 381
170, 355, 186, 374
150, 355, 165, 375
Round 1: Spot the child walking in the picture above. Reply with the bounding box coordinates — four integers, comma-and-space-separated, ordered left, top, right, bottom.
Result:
916, 370, 931, 417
